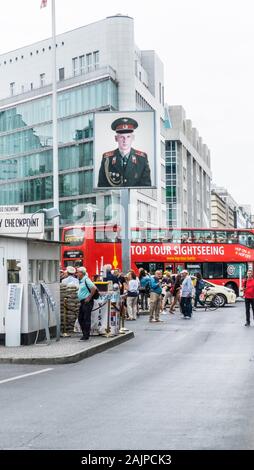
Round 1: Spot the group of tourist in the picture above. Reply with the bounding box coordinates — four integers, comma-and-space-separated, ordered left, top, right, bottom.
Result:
61, 264, 254, 337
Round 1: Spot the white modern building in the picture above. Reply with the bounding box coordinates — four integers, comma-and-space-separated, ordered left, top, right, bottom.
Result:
0, 14, 166, 236
164, 105, 212, 228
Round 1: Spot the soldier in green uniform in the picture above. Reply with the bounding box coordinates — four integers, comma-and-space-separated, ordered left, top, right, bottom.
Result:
97, 117, 152, 187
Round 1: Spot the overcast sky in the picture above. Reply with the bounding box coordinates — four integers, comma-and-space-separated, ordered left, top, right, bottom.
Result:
1, 0, 253, 210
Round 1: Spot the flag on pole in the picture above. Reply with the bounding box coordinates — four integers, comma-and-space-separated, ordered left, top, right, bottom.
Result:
40, 0, 47, 8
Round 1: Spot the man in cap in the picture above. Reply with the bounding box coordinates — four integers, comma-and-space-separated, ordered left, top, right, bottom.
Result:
61, 266, 79, 287
97, 117, 152, 187
76, 267, 97, 340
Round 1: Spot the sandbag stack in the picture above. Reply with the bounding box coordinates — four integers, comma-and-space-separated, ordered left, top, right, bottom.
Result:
60, 284, 80, 333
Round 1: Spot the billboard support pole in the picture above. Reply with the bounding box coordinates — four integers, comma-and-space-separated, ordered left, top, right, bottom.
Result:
121, 188, 131, 274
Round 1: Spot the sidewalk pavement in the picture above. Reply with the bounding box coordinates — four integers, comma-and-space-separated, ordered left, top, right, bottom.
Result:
0, 331, 134, 365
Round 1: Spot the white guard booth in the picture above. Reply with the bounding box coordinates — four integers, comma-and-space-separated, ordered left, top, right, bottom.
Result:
0, 235, 61, 346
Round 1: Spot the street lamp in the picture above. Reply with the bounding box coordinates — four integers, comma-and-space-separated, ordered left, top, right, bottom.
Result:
26, 207, 61, 239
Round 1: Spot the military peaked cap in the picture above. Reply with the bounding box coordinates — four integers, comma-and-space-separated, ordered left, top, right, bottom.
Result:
111, 117, 138, 134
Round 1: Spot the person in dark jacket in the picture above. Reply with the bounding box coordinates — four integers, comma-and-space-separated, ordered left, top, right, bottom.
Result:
169, 274, 182, 314
194, 272, 205, 308
243, 270, 254, 326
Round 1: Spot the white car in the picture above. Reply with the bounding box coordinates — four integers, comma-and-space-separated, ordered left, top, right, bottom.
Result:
203, 280, 236, 307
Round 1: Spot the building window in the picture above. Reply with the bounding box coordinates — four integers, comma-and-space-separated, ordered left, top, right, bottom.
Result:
72, 57, 78, 76
40, 73, 46, 87
30, 83, 33, 90
86, 53, 92, 72
159, 82, 162, 104
139, 71, 142, 81
21, 85, 25, 93
93, 51, 99, 70
10, 82, 15, 96
79, 55, 85, 74
59, 68, 65, 81
162, 86, 164, 106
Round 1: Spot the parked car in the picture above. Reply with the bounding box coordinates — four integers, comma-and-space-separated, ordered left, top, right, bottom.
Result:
202, 280, 236, 307
190, 276, 236, 307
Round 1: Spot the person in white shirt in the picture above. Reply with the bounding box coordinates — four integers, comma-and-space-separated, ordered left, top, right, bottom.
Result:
180, 270, 193, 318
126, 271, 140, 320
61, 266, 79, 288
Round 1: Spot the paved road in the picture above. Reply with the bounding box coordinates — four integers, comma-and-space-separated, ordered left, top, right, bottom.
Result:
1, 300, 254, 450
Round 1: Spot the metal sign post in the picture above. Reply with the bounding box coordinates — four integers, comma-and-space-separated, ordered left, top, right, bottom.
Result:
120, 188, 131, 274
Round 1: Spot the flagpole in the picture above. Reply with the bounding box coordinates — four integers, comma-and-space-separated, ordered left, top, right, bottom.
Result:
51, 0, 59, 240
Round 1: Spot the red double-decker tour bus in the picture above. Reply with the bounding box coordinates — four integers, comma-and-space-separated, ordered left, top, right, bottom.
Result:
61, 226, 254, 295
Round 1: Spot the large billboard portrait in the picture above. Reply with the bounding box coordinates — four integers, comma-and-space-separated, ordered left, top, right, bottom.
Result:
94, 111, 156, 189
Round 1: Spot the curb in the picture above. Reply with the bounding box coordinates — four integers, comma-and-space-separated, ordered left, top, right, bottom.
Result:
0, 331, 134, 365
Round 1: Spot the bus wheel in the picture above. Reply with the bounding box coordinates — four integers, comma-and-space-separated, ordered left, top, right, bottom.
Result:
215, 294, 227, 307
225, 283, 239, 297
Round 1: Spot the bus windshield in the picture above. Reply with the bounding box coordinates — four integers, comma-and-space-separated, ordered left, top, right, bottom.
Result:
63, 227, 85, 246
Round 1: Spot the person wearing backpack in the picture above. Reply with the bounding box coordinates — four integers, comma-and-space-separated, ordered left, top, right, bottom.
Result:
138, 268, 150, 311
194, 272, 205, 309
77, 267, 98, 340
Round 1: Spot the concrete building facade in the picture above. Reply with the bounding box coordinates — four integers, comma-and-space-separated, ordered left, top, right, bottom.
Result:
211, 186, 252, 229
164, 105, 212, 228
0, 15, 166, 236
211, 189, 234, 228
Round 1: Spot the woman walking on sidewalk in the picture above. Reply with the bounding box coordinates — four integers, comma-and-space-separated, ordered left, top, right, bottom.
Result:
243, 270, 254, 326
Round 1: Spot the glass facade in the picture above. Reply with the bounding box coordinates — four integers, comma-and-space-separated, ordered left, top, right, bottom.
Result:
0, 142, 93, 180
165, 140, 177, 227
0, 78, 117, 132
0, 77, 118, 235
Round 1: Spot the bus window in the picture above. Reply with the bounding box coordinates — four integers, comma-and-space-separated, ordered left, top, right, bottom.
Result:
136, 262, 164, 274
172, 231, 181, 243
193, 230, 215, 243
227, 231, 238, 244
131, 230, 140, 242
180, 231, 192, 243
203, 262, 223, 279
239, 232, 248, 247
158, 229, 170, 241
149, 230, 160, 242
215, 231, 227, 244
186, 264, 201, 275
225, 263, 247, 279
192, 231, 206, 243
64, 227, 85, 246
246, 232, 254, 249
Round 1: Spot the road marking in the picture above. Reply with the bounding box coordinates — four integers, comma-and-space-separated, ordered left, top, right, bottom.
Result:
0, 368, 53, 385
